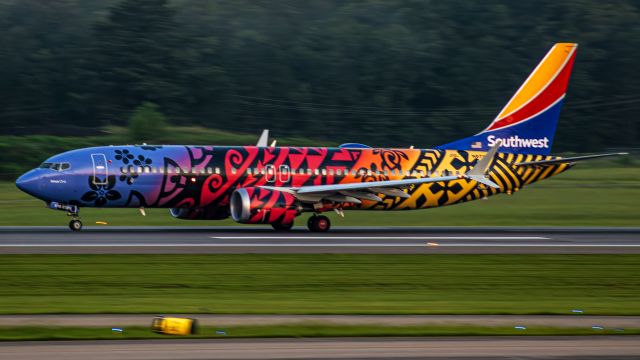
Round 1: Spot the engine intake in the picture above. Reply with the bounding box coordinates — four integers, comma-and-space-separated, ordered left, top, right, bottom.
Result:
230, 187, 299, 225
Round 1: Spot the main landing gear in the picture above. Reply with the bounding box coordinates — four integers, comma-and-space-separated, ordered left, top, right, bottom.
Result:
307, 215, 330, 232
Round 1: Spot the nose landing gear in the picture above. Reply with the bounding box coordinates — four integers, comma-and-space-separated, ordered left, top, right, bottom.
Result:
67, 207, 82, 231
69, 218, 83, 231
48, 202, 83, 231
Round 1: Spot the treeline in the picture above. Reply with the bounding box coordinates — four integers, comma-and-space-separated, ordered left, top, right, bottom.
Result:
1, 0, 639, 151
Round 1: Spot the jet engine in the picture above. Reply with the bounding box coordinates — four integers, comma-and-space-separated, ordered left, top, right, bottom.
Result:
169, 206, 229, 220
230, 187, 300, 225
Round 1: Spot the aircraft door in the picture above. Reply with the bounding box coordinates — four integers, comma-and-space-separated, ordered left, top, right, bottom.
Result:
91, 153, 109, 185
265, 165, 276, 183
279, 165, 290, 183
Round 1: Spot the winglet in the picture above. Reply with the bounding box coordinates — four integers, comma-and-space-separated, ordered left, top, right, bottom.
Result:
256, 129, 269, 147
466, 141, 501, 188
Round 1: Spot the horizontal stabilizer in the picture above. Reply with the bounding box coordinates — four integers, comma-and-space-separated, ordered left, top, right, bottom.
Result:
516, 152, 628, 167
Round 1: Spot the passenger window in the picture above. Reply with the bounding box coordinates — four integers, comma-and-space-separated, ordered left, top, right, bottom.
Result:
120, 167, 127, 174
137, 167, 143, 173
321, 169, 327, 176
329, 169, 334, 176
246, 168, 252, 175
215, 167, 220, 175
314, 169, 319, 175
336, 169, 342, 176
231, 168, 237, 174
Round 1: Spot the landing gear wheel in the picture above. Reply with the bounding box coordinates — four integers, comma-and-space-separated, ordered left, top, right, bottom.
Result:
307, 215, 330, 232
271, 221, 294, 231
69, 219, 83, 231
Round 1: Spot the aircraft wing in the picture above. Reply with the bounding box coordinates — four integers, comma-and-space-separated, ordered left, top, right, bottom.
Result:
515, 152, 628, 167
261, 143, 502, 204
262, 173, 498, 204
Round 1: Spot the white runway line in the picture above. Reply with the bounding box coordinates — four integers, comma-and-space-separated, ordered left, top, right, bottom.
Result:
1, 243, 640, 247
210, 236, 551, 240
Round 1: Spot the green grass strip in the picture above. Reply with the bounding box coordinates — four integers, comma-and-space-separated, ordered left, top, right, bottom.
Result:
1, 254, 639, 315
0, 325, 637, 341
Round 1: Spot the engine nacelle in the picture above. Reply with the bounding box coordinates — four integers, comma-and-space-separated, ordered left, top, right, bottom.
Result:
169, 207, 229, 220
230, 187, 299, 225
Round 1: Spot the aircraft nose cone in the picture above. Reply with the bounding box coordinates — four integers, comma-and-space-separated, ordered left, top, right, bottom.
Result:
16, 171, 41, 197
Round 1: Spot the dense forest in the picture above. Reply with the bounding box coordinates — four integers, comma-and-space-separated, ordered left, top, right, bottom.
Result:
1, 0, 639, 151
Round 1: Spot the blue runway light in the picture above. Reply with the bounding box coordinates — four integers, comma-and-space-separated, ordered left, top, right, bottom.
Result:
215, 330, 227, 335
111, 328, 123, 332
514, 326, 527, 330
571, 309, 584, 314
591, 326, 604, 330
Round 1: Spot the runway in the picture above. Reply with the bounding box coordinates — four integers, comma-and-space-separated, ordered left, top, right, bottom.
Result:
1, 226, 639, 254
2, 336, 639, 359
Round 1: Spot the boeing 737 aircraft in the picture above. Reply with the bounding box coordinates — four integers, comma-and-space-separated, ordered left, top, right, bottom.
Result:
16, 43, 626, 231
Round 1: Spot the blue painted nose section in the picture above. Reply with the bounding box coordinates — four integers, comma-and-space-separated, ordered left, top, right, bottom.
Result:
16, 170, 42, 198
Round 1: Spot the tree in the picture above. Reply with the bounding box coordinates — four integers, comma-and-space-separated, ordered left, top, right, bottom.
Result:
90, 0, 183, 124
129, 102, 168, 142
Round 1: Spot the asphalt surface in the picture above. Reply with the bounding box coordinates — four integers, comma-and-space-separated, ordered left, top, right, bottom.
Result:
0, 314, 638, 328
2, 337, 639, 359
0, 226, 639, 254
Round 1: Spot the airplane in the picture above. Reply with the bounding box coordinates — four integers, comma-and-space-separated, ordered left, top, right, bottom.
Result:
16, 42, 626, 232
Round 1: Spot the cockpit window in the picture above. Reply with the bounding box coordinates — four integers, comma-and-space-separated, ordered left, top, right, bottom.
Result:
39, 162, 71, 171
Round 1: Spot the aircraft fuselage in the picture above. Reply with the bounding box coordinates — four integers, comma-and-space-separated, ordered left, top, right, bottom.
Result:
16, 145, 569, 221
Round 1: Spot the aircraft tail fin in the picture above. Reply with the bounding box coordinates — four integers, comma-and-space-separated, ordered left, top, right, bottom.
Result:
436, 43, 578, 155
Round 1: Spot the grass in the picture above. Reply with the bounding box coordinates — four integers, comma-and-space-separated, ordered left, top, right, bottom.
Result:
1, 167, 639, 226
0, 324, 636, 341
0, 254, 639, 315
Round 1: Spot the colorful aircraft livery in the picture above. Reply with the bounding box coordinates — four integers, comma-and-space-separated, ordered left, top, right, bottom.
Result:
15, 43, 626, 231
437, 43, 577, 155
